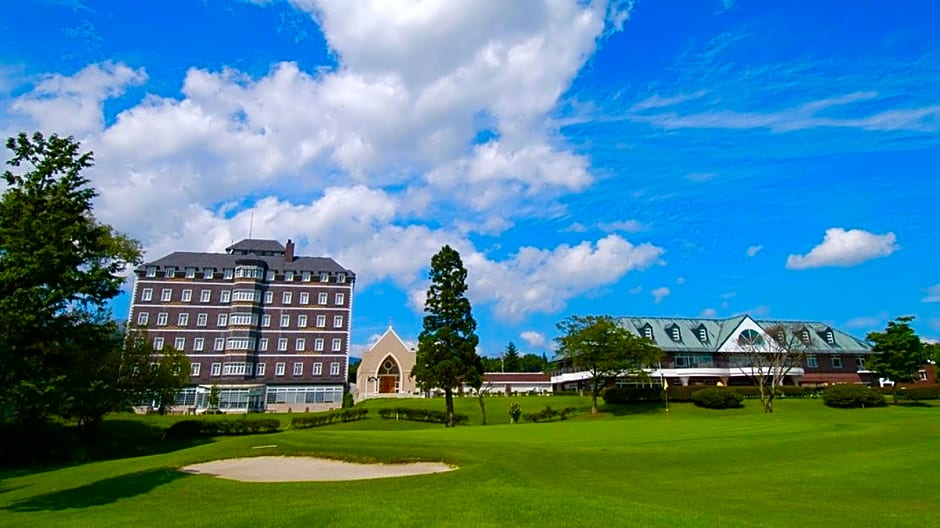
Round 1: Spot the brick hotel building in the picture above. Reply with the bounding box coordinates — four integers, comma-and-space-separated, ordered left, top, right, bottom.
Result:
128, 238, 354, 412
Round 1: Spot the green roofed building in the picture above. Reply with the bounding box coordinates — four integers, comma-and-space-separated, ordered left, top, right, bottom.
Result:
551, 314, 874, 391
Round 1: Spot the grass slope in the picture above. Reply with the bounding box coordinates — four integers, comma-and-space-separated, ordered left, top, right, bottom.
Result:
1, 398, 938, 527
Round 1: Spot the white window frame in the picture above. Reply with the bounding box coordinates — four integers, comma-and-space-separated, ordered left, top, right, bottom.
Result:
185, 267, 196, 279
200, 290, 211, 303
316, 315, 326, 328
220, 290, 231, 303
335, 292, 345, 305
337, 273, 346, 283
831, 356, 843, 369
285, 270, 294, 282
293, 362, 303, 376
146, 266, 157, 278
806, 355, 818, 368
318, 292, 328, 305
330, 362, 340, 376
161, 289, 172, 302
156, 312, 168, 326
174, 337, 185, 350
259, 338, 268, 351
261, 314, 271, 327
278, 338, 288, 351
153, 337, 164, 351
181, 289, 192, 302
302, 271, 311, 282
214, 338, 225, 351
299, 292, 309, 305
298, 314, 307, 328
211, 362, 222, 376
164, 267, 175, 278
141, 288, 153, 301
256, 363, 266, 376
314, 338, 324, 351
296, 338, 305, 351
312, 362, 322, 375
320, 272, 330, 282
203, 268, 214, 279
177, 313, 189, 326
333, 315, 343, 328
266, 270, 276, 281
194, 337, 204, 351
197, 313, 208, 327
223, 268, 234, 280
191, 363, 201, 376
283, 291, 292, 304
264, 291, 273, 304
275, 362, 286, 376
280, 314, 290, 328
331, 338, 342, 352
137, 312, 149, 326
217, 314, 228, 327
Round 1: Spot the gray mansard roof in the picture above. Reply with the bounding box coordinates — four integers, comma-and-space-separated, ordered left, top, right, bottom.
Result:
137, 239, 354, 277
617, 315, 870, 354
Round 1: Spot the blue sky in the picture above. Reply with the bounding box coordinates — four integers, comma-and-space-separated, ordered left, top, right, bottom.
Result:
2, 0, 938, 356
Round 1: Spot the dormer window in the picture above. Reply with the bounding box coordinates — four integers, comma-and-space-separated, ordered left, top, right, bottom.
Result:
203, 267, 214, 279
800, 329, 811, 344
285, 270, 294, 282
302, 271, 311, 282
320, 272, 330, 283
337, 272, 347, 284
146, 266, 157, 278
223, 268, 234, 280
164, 266, 176, 278
185, 267, 196, 278
669, 326, 681, 342
825, 329, 835, 345
642, 325, 654, 341
266, 270, 276, 281
696, 326, 708, 343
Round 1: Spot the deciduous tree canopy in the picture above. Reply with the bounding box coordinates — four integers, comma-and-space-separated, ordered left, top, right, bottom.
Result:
867, 316, 926, 403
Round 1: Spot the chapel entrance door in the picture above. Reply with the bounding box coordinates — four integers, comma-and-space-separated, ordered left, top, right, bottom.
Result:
379, 376, 397, 393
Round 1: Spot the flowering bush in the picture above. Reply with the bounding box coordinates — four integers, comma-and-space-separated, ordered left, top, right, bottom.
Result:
509, 403, 522, 424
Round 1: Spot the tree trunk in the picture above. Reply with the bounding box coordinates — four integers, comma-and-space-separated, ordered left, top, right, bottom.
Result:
591, 393, 599, 415
478, 393, 486, 425
444, 388, 455, 427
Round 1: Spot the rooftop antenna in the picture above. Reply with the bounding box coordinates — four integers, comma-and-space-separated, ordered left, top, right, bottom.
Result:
248, 211, 254, 239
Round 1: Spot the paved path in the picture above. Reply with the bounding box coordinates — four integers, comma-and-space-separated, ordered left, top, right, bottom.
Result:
182, 456, 455, 482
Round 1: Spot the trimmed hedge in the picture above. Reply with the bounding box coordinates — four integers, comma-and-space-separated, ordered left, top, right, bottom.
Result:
523, 406, 578, 423
899, 385, 940, 401
690, 387, 744, 409
822, 384, 886, 408
377, 407, 469, 425
601, 387, 663, 404
291, 409, 368, 429
165, 418, 281, 438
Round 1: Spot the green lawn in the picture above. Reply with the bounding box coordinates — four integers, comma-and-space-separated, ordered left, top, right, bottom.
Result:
2, 398, 938, 527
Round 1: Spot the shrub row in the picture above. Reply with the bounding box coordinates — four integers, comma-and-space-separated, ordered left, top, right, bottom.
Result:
290, 409, 368, 429
690, 387, 745, 409
878, 385, 940, 401
602, 385, 815, 405
523, 406, 578, 423
165, 418, 281, 438
822, 384, 886, 408
377, 407, 469, 425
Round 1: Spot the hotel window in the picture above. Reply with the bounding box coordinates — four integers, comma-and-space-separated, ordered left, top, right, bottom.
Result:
223, 268, 234, 279
855, 356, 866, 370
275, 362, 286, 376
283, 292, 292, 304
337, 273, 346, 284
296, 338, 305, 351
334, 315, 343, 328
302, 271, 311, 282
217, 313, 228, 327
278, 338, 288, 351
203, 268, 214, 279
153, 337, 164, 351
264, 291, 273, 304
312, 362, 322, 375
316, 315, 326, 328
220, 290, 231, 303
335, 292, 345, 305
185, 267, 196, 278
164, 267, 176, 278
191, 363, 201, 376
214, 338, 225, 351
156, 312, 168, 326
200, 289, 211, 302
806, 355, 818, 368
261, 314, 271, 327
181, 289, 192, 302
174, 337, 185, 350
177, 313, 189, 326
825, 330, 835, 345
669, 326, 680, 342
259, 338, 268, 351
314, 338, 324, 351
332, 338, 342, 352
293, 362, 303, 376
319, 272, 329, 282
642, 325, 653, 341
318, 292, 328, 305
801, 329, 811, 344
285, 271, 294, 282
298, 315, 308, 328
330, 362, 340, 376
194, 338, 204, 351
280, 314, 290, 328
137, 312, 149, 326
161, 289, 172, 302
141, 288, 153, 301
299, 292, 309, 305
696, 327, 707, 343
831, 356, 843, 369
256, 363, 266, 376
211, 363, 222, 376
146, 266, 157, 277
196, 313, 208, 327
266, 270, 276, 281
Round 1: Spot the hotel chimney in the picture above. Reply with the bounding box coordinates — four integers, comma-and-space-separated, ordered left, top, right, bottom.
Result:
285, 239, 295, 262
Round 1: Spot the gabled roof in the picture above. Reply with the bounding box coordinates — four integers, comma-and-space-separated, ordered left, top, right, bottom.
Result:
616, 315, 870, 353
225, 239, 285, 254
141, 252, 352, 276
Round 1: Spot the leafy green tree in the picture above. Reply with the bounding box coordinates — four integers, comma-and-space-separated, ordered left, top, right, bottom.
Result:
555, 315, 663, 415
464, 354, 488, 425
866, 316, 926, 403
412, 245, 481, 427
926, 342, 940, 383
148, 347, 191, 415
481, 357, 503, 372
502, 341, 521, 371
0, 132, 141, 424
520, 353, 549, 373
734, 324, 810, 413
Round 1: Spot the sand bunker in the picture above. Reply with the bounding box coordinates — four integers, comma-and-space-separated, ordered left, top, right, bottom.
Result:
182, 456, 455, 482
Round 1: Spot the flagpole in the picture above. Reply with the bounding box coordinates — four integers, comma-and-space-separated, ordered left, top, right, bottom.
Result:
660, 361, 669, 412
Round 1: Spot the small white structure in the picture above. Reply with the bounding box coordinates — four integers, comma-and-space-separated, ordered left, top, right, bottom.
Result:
355, 326, 417, 400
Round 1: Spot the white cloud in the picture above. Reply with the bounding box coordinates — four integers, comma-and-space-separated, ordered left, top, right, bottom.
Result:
786, 228, 898, 269
699, 307, 717, 318
923, 284, 940, 303
520, 330, 547, 348
746, 245, 762, 257
676, 276, 686, 284
651, 286, 670, 303
598, 219, 645, 233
